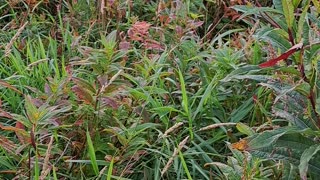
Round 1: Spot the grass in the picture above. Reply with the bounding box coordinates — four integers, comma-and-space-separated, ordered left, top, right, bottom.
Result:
0, 0, 320, 179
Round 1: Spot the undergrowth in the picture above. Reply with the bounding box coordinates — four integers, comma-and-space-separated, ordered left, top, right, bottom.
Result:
0, 0, 320, 179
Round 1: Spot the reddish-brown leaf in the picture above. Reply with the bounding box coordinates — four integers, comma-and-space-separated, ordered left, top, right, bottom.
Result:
0, 123, 31, 145
0, 135, 16, 153
72, 86, 95, 105
128, 21, 151, 42
0, 79, 22, 94
101, 97, 119, 109
0, 110, 13, 119
15, 122, 31, 144
259, 43, 303, 68
143, 39, 164, 51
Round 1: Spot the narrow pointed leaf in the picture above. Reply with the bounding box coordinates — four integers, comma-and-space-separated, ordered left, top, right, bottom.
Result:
259, 43, 303, 68
86, 130, 99, 175
282, 0, 294, 28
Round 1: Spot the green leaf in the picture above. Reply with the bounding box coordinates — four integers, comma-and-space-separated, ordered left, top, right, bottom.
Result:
236, 123, 255, 136
299, 144, 320, 179
126, 123, 160, 137
220, 65, 263, 82
86, 130, 99, 176
210, 28, 244, 46
259, 81, 318, 130
317, 97, 320, 115
101, 30, 117, 59
247, 127, 299, 150
177, 68, 193, 139
107, 156, 114, 180
178, 150, 192, 180
205, 162, 241, 179
152, 106, 182, 114
292, 0, 302, 8
282, 0, 295, 28
282, 163, 298, 180
24, 95, 40, 124
103, 128, 128, 146
250, 132, 320, 177
273, 0, 283, 11
34, 154, 39, 180
257, 28, 291, 50
229, 98, 254, 123
232, 6, 282, 21
311, 0, 320, 13
297, 0, 310, 41
192, 76, 217, 120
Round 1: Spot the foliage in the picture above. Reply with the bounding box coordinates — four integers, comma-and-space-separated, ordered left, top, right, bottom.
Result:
227, 0, 320, 179
0, 0, 319, 179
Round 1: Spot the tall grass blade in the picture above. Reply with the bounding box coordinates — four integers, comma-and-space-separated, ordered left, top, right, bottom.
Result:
86, 130, 99, 176
177, 68, 193, 139
107, 156, 114, 180
178, 150, 192, 180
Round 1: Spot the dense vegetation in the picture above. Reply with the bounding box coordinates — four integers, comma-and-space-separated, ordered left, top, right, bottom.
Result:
0, 0, 320, 179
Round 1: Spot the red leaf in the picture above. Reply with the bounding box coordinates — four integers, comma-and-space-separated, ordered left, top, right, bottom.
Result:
15, 122, 31, 144
128, 21, 151, 42
0, 123, 31, 144
259, 43, 303, 68
143, 39, 164, 51
0, 110, 13, 119
0, 135, 16, 153
72, 86, 94, 105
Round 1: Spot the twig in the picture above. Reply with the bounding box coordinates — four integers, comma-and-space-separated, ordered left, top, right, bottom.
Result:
4, 21, 28, 57
199, 122, 237, 131
161, 136, 189, 177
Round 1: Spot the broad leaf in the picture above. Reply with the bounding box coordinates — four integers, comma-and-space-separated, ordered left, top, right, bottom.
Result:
299, 144, 320, 179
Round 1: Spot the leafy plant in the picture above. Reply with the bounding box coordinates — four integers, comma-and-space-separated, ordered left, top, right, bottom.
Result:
228, 0, 320, 178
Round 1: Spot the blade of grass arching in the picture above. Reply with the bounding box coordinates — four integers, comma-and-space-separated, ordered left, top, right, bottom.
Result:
191, 160, 210, 180
190, 141, 224, 177
0, 157, 15, 170
178, 149, 192, 180
177, 68, 193, 139
177, 69, 189, 119
229, 97, 254, 123
192, 77, 217, 120
11, 48, 25, 75
86, 130, 99, 176
38, 36, 46, 60
48, 38, 60, 77
106, 156, 114, 180
210, 29, 244, 46
193, 134, 219, 154
37, 37, 50, 76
